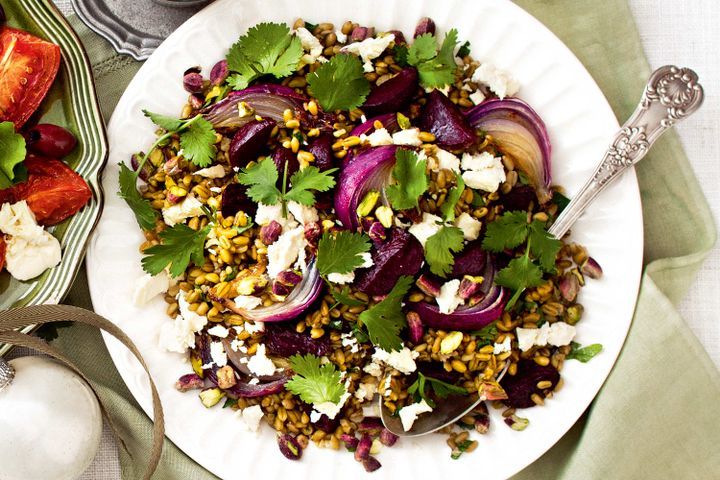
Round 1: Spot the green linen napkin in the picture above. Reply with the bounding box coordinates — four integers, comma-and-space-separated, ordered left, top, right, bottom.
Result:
52, 2, 719, 478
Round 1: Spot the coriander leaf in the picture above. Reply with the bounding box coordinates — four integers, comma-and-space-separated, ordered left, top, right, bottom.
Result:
307, 54, 370, 112
285, 166, 338, 206
180, 116, 217, 167
425, 226, 464, 277
494, 253, 543, 309
440, 172, 465, 221
427, 375, 468, 398
408, 372, 467, 407
408, 33, 437, 64
407, 30, 459, 88
551, 191, 570, 214
481, 211, 529, 252
437, 28, 458, 67
457, 40, 471, 58
359, 275, 413, 351
226, 22, 303, 89
143, 109, 183, 131
470, 190, 485, 207
470, 322, 498, 348
392, 44, 409, 67
236, 158, 282, 205
566, 342, 603, 363
0, 121, 27, 189
118, 162, 158, 230
527, 220, 562, 272
317, 231, 371, 276
141, 224, 210, 277
331, 287, 366, 307
285, 354, 346, 405
385, 149, 429, 211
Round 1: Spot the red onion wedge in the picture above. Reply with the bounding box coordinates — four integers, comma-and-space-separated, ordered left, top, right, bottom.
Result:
202, 84, 306, 129
410, 285, 508, 330
224, 377, 288, 398
349, 113, 399, 137
334, 145, 398, 229
465, 98, 553, 203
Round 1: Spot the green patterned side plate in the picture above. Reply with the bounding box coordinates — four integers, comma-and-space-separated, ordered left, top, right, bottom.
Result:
0, 0, 108, 355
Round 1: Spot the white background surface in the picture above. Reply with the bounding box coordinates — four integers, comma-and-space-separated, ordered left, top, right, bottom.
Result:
26, 1, 720, 478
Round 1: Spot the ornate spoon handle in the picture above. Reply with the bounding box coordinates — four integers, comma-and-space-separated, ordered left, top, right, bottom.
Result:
548, 66, 704, 238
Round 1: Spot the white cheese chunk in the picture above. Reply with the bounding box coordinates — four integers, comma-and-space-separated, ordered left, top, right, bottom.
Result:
434, 148, 461, 173
207, 325, 230, 338
335, 29, 347, 43
436, 279, 464, 314
162, 196, 205, 227
469, 90, 486, 105
516, 322, 576, 351
408, 212, 443, 247
232, 295, 262, 310
341, 34, 395, 73
360, 127, 393, 146
194, 164, 226, 179
295, 27, 324, 65
399, 400, 433, 431
287, 201, 319, 225
516, 327, 538, 352
372, 347, 418, 374
363, 360, 383, 378
132, 271, 171, 306
244, 321, 265, 334
209, 341, 228, 367
266, 226, 307, 278
493, 336, 512, 354
311, 386, 351, 421
236, 405, 264, 432
546, 322, 577, 347
391, 127, 423, 146
461, 152, 506, 192
471, 63, 520, 99
354, 382, 378, 401
341, 332, 360, 353
328, 271, 355, 284
247, 344, 277, 376
158, 292, 208, 353
254, 203, 298, 231
455, 212, 482, 241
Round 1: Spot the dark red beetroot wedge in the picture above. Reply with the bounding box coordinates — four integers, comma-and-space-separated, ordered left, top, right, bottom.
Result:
418, 90, 476, 150
362, 67, 419, 116
308, 134, 334, 171
355, 228, 424, 296
221, 183, 257, 218
228, 119, 276, 168
500, 360, 560, 408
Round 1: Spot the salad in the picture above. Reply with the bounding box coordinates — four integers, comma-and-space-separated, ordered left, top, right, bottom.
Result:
125, 17, 604, 471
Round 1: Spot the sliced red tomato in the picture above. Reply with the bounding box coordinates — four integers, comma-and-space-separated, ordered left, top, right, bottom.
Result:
0, 236, 6, 272
8, 156, 92, 226
0, 27, 61, 128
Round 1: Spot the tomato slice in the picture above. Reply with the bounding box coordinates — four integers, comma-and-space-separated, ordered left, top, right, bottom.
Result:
7, 156, 92, 226
0, 236, 6, 272
0, 27, 61, 128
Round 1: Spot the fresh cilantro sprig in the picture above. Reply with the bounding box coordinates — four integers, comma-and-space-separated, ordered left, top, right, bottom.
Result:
407, 29, 459, 88
407, 372, 468, 408
285, 353, 347, 405
425, 225, 465, 277
494, 242, 543, 309
141, 224, 211, 277
440, 173, 465, 221
358, 275, 414, 352
385, 149, 429, 211
307, 54, 370, 112
331, 286, 366, 308
317, 231, 371, 277
236, 157, 337, 216
0, 121, 27, 189
226, 22, 303, 90
566, 342, 603, 363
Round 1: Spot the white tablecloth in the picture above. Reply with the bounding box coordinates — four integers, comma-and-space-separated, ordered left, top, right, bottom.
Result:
27, 1, 720, 478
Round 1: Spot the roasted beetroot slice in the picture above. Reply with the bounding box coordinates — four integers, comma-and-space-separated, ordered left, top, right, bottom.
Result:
265, 326, 332, 357
221, 183, 257, 218
311, 413, 340, 433
501, 185, 536, 212
355, 228, 424, 296
418, 90, 476, 150
451, 242, 487, 277
273, 147, 299, 189
228, 119, 276, 168
308, 134, 334, 171
500, 360, 560, 408
362, 67, 419, 115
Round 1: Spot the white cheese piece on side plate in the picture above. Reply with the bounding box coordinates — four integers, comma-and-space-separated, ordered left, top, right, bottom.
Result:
162, 195, 205, 227
399, 400, 434, 431
471, 63, 520, 99
437, 280, 464, 314
341, 34, 395, 72
372, 347, 418, 374
158, 291, 208, 353
132, 271, 172, 306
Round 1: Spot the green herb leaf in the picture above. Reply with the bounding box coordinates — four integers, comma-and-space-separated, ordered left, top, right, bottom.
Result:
551, 191, 570, 214
143, 109, 183, 131
180, 116, 217, 167
408, 372, 468, 407
407, 34, 437, 65
481, 210, 529, 252
331, 287, 366, 307
118, 162, 158, 230
0, 121, 27, 189
222, 398, 238, 409
307, 54, 370, 111
470, 322, 498, 348
226, 22, 303, 89
527, 220, 562, 272
236, 158, 282, 205
425, 226, 465, 277
457, 40, 471, 58
407, 30, 459, 88
566, 342, 603, 363
304, 21, 318, 32
285, 354, 347, 405
385, 149, 429, 211
440, 173, 465, 221
317, 231, 371, 276
392, 44, 409, 67
494, 252, 543, 309
285, 166, 338, 206
141, 224, 211, 277
359, 275, 413, 351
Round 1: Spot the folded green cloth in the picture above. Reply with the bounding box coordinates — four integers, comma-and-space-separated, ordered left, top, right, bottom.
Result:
54, 1, 719, 478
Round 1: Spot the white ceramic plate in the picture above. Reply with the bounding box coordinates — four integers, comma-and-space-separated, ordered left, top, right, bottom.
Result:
87, 0, 643, 478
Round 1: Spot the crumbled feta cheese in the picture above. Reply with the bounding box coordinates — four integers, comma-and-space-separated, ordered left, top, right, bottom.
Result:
244, 321, 265, 334
434, 149, 461, 173
354, 382, 378, 401
341, 332, 360, 353
460, 152, 506, 192
516, 322, 576, 351
233, 295, 262, 310
236, 405, 264, 432
408, 212, 443, 247
516, 328, 537, 352
311, 382, 351, 421
535, 322, 551, 346
399, 400, 433, 431
391, 127, 423, 146
471, 63, 519, 99
363, 360, 384, 378
546, 322, 577, 346
469, 90, 486, 105
372, 347, 419, 374
287, 201, 319, 225
210, 341, 228, 367
158, 292, 208, 353
335, 29, 348, 44
207, 325, 230, 338
328, 271, 354, 284
359, 252, 374, 268
360, 127, 393, 146
436, 279, 464, 314
132, 271, 171, 306
295, 27, 324, 65
254, 203, 298, 231
341, 34, 395, 72
162, 195, 205, 227
247, 344, 276, 376
210, 186, 223, 194
230, 338, 244, 352
0, 201, 62, 281
493, 336, 512, 354
266, 226, 307, 278
193, 164, 226, 179
455, 212, 482, 241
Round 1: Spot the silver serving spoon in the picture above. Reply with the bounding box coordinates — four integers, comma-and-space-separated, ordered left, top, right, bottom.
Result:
381, 65, 704, 437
